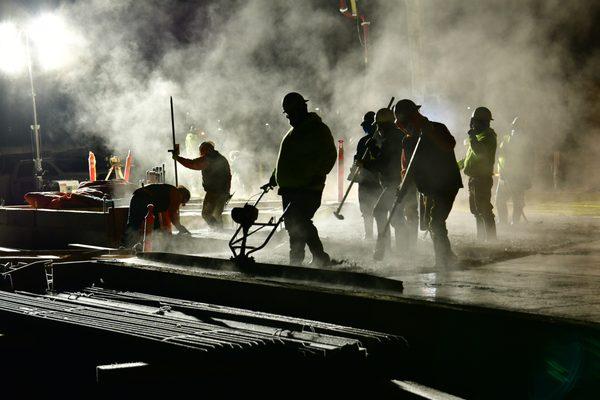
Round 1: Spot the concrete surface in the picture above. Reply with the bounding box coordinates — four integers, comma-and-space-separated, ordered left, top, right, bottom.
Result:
175, 201, 600, 327
394, 240, 600, 325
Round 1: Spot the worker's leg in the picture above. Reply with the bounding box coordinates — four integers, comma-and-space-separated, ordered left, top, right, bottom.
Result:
495, 179, 509, 225
301, 191, 331, 266
202, 192, 218, 227
123, 194, 151, 247
429, 190, 458, 267
282, 193, 304, 265
373, 186, 394, 260
477, 176, 496, 240
468, 177, 485, 240
471, 177, 496, 240
358, 184, 380, 240
396, 184, 419, 252
512, 188, 526, 224
210, 192, 229, 229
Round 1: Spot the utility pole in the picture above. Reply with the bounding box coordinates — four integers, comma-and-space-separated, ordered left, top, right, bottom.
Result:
24, 32, 44, 191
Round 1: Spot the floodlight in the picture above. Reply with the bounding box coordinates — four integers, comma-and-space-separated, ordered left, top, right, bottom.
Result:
27, 13, 81, 71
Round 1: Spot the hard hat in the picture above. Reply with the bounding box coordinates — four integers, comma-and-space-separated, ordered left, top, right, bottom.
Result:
472, 106, 493, 121
394, 99, 421, 116
362, 111, 375, 125
199, 141, 215, 151
375, 108, 395, 125
282, 92, 309, 110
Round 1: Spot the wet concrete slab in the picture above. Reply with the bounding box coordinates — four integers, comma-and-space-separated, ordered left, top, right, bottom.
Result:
392, 240, 600, 325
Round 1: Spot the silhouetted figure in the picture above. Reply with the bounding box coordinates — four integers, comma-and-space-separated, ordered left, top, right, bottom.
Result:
124, 184, 191, 246
362, 108, 405, 260
352, 111, 381, 240
262, 92, 337, 266
496, 117, 533, 224
174, 141, 231, 229
460, 106, 497, 241
395, 99, 463, 267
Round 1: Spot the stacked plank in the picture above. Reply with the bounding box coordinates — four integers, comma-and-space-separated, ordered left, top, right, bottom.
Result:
0, 288, 406, 385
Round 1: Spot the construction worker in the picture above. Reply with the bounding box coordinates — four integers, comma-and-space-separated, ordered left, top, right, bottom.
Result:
123, 184, 191, 247
496, 117, 533, 225
352, 111, 381, 240
173, 141, 232, 229
395, 99, 463, 267
262, 92, 337, 266
361, 108, 405, 260
460, 106, 497, 240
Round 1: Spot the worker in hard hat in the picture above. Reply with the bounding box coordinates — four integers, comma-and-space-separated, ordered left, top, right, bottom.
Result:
459, 107, 497, 241
459, 106, 497, 241
261, 92, 337, 267
123, 184, 191, 247
496, 117, 533, 225
173, 141, 232, 229
352, 111, 381, 240
395, 99, 463, 267
361, 108, 407, 260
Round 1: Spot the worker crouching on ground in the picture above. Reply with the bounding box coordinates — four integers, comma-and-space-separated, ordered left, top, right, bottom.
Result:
361, 108, 407, 260
173, 141, 232, 229
460, 107, 497, 241
352, 111, 381, 240
262, 92, 337, 267
496, 117, 533, 225
123, 183, 191, 247
395, 99, 463, 267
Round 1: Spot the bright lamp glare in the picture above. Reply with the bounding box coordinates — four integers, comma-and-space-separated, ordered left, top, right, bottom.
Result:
0, 22, 26, 74
27, 13, 81, 71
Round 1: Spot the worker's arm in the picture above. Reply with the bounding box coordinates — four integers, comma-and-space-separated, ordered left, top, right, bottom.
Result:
169, 207, 190, 234
401, 148, 408, 178
167, 189, 190, 234
174, 155, 208, 171
261, 170, 277, 191
467, 129, 494, 155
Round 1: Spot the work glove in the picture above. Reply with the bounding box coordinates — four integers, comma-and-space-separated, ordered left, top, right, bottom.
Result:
169, 144, 180, 159
260, 174, 277, 191
260, 183, 273, 192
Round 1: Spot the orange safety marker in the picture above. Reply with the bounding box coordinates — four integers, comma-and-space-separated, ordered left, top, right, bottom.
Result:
124, 150, 133, 182
88, 151, 96, 182
143, 204, 155, 252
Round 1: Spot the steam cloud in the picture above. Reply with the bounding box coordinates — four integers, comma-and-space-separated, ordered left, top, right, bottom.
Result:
12, 0, 598, 194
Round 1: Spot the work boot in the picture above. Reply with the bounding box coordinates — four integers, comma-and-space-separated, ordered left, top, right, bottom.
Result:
373, 236, 390, 261
310, 253, 341, 268
433, 235, 457, 268
289, 250, 305, 266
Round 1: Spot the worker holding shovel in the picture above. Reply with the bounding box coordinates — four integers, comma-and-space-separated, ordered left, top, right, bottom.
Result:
394, 99, 463, 267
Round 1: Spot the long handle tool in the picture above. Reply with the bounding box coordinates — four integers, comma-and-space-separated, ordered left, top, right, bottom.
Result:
333, 97, 396, 220
382, 133, 422, 235
169, 96, 179, 186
